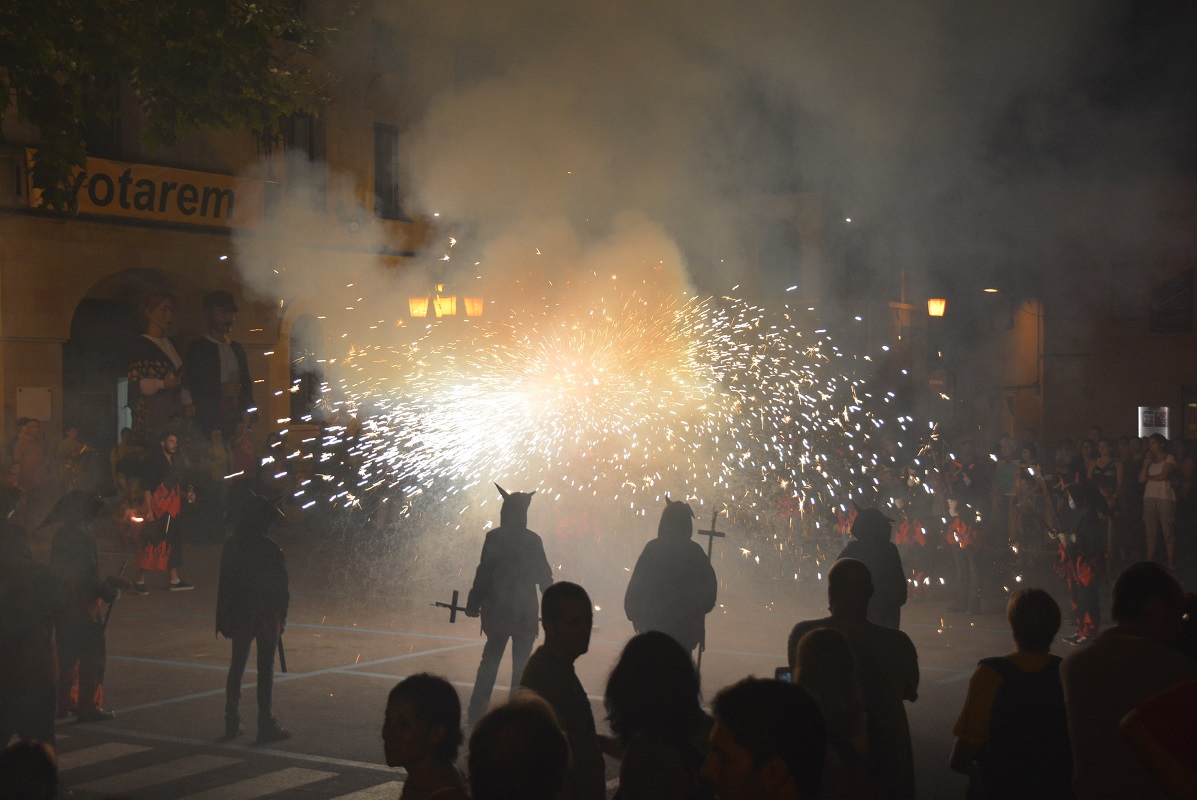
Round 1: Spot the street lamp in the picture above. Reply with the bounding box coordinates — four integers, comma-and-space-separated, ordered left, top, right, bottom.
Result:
927, 297, 946, 317
409, 284, 484, 318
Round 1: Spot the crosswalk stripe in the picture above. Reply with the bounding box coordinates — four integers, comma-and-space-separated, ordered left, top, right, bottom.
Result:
58, 742, 152, 771
75, 753, 241, 794
177, 766, 337, 799
331, 781, 404, 799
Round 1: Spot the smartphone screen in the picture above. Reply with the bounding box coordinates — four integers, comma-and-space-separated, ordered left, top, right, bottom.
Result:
774, 666, 793, 683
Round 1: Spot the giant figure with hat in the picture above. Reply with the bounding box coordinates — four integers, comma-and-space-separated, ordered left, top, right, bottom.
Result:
623, 496, 718, 654
464, 484, 554, 724
185, 290, 256, 439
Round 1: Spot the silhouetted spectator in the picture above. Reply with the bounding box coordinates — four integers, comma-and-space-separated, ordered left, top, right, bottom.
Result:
794, 627, 880, 799
382, 673, 468, 800
518, 581, 610, 800
1062, 562, 1196, 799
788, 558, 918, 800
604, 630, 714, 800
54, 426, 86, 493
1119, 677, 1197, 800
217, 495, 291, 743
12, 418, 51, 526
0, 740, 59, 800
464, 485, 553, 724
624, 497, 718, 655
1139, 434, 1177, 571
0, 502, 68, 749
836, 507, 907, 628
950, 587, 1072, 799
45, 491, 121, 722
947, 440, 989, 614
699, 677, 826, 800
468, 695, 569, 800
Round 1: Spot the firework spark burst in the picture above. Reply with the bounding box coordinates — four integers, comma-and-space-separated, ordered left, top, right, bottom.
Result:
329, 291, 885, 521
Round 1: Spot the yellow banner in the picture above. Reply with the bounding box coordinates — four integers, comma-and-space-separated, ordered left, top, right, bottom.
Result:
27, 150, 265, 229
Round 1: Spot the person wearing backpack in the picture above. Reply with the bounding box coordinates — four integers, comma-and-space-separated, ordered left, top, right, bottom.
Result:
949, 587, 1073, 799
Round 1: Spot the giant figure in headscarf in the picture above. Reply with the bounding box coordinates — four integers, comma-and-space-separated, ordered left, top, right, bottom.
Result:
464, 484, 554, 724
623, 497, 718, 653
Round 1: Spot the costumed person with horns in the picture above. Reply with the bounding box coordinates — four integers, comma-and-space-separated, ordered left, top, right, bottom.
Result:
623, 496, 718, 655
464, 484, 554, 725
837, 505, 908, 629
46, 491, 127, 722
216, 494, 292, 743
1054, 478, 1107, 645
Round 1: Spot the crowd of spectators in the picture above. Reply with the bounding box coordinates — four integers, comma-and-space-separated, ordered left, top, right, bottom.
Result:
5, 548, 1192, 798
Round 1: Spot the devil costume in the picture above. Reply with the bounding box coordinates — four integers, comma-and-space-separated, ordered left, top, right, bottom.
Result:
216, 497, 291, 742
465, 485, 554, 723
624, 497, 718, 653
1055, 481, 1106, 642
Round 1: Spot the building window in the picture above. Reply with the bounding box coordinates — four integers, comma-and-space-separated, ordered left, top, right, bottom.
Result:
374, 123, 405, 220
283, 113, 325, 209
372, 20, 404, 73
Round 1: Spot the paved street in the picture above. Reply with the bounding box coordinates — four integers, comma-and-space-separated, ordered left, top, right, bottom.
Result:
34, 516, 1082, 799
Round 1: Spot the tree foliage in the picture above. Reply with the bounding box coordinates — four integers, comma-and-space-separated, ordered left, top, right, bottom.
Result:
0, 0, 332, 211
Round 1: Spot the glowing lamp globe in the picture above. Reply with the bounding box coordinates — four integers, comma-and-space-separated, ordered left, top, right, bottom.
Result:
927, 298, 946, 318
409, 296, 429, 318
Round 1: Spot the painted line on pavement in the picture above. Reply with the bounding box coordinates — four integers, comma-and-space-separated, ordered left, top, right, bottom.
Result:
71, 725, 399, 774
110, 641, 484, 714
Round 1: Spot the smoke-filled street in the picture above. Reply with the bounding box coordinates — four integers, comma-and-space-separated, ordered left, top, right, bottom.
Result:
38, 513, 1056, 799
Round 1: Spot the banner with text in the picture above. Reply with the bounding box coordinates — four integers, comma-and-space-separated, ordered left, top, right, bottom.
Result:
27, 150, 265, 229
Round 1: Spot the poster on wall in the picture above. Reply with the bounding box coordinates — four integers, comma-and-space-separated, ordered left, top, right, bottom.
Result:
1138, 406, 1170, 439
16, 387, 52, 422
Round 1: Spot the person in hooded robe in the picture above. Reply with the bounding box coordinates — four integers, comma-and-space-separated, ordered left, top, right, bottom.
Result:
0, 487, 68, 748
216, 493, 292, 743
836, 507, 908, 629
623, 497, 719, 654
45, 491, 124, 722
465, 484, 554, 725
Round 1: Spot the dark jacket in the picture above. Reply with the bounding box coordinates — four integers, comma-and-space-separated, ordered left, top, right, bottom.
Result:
837, 534, 908, 629
216, 532, 289, 640
466, 526, 553, 639
184, 336, 253, 434
624, 528, 718, 652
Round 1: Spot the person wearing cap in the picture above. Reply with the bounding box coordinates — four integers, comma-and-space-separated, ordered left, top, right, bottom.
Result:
185, 290, 256, 440
216, 494, 291, 743
836, 506, 908, 629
